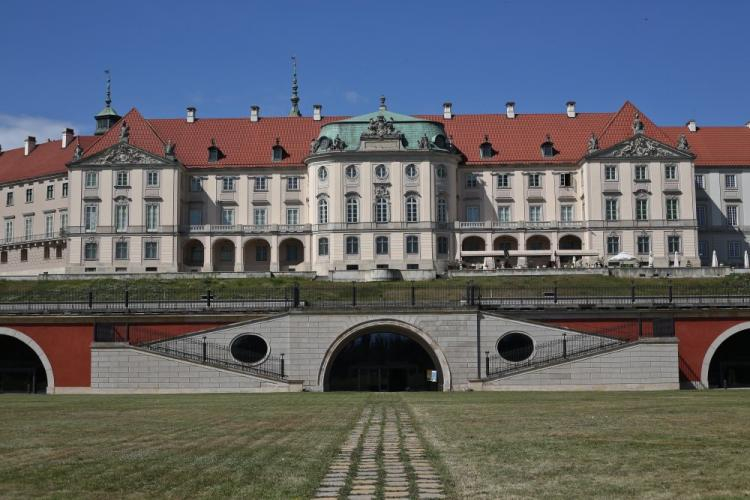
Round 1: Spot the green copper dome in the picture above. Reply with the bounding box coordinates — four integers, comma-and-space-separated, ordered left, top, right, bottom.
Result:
313, 104, 450, 153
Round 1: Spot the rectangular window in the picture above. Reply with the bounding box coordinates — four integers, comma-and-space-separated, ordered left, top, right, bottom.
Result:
84, 171, 98, 188
6, 192, 13, 206
144, 241, 159, 260
466, 205, 480, 222
637, 235, 650, 254
696, 205, 707, 226
666, 198, 679, 220
115, 241, 129, 260
437, 236, 449, 255
406, 235, 419, 255
726, 174, 737, 189
346, 236, 359, 255
528, 205, 542, 222
698, 240, 708, 259
559, 173, 571, 187
607, 235, 620, 255
115, 204, 128, 231
604, 165, 618, 181
635, 199, 648, 221
46, 185, 54, 200
668, 236, 681, 254
634, 165, 648, 181
146, 171, 159, 187
43, 246, 50, 260
84, 204, 98, 231
221, 207, 235, 226
253, 208, 267, 226
188, 206, 202, 226
4, 220, 12, 243
728, 241, 742, 259
222, 177, 235, 192
115, 171, 129, 187
318, 238, 329, 257
84, 242, 98, 260
254, 177, 267, 192
497, 206, 511, 223
497, 174, 509, 189
25, 188, 33, 203
560, 205, 573, 222
664, 164, 677, 181
286, 176, 300, 191
60, 212, 68, 231
605, 199, 618, 221
189, 177, 202, 192
62, 182, 68, 198
286, 207, 300, 225
375, 236, 389, 256
528, 173, 541, 188
45, 214, 54, 238
726, 205, 739, 226
694, 174, 705, 189
465, 174, 478, 188
145, 203, 159, 231
24, 216, 33, 240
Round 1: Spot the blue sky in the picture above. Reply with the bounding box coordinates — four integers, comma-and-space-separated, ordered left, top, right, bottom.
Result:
0, 0, 748, 147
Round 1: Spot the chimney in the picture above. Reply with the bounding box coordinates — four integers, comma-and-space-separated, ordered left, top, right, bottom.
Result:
250, 105, 260, 122
505, 101, 516, 119
186, 107, 196, 123
24, 136, 36, 156
566, 101, 576, 118
746, 121, 750, 129
443, 102, 453, 119
61, 128, 74, 148
313, 104, 322, 121
686, 120, 697, 133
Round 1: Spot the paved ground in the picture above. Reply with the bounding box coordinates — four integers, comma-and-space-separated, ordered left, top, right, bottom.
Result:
314, 402, 446, 500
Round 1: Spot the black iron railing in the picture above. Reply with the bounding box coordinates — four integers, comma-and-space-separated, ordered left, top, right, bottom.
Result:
95, 324, 286, 380
3, 282, 750, 314
485, 333, 625, 378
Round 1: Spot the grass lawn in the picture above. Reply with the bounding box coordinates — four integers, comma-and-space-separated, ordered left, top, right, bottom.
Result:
1, 391, 749, 499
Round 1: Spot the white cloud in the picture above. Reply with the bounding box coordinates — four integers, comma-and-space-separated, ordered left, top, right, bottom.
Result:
344, 90, 363, 104
0, 114, 79, 150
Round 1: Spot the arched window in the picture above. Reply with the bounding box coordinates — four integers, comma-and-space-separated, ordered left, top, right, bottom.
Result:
318, 237, 329, 256
405, 164, 418, 179
318, 166, 328, 181
375, 164, 388, 180
375, 196, 390, 223
437, 198, 448, 223
345, 164, 358, 180
318, 198, 328, 224
405, 194, 419, 223
375, 236, 389, 255
346, 196, 359, 223
436, 164, 447, 179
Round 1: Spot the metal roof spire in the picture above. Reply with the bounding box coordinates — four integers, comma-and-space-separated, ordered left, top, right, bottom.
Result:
105, 69, 112, 108
289, 56, 301, 117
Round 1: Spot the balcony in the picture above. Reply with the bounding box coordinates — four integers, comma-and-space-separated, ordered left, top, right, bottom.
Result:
218, 191, 238, 203
455, 219, 694, 231
144, 187, 161, 199
0, 231, 66, 248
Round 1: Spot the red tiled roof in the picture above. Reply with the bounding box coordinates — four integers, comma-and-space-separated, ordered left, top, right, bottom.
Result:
663, 126, 750, 167
0, 136, 96, 185
83, 108, 169, 159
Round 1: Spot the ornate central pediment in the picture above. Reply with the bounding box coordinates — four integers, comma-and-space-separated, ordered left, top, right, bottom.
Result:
72, 142, 174, 167
590, 135, 692, 160
360, 115, 403, 140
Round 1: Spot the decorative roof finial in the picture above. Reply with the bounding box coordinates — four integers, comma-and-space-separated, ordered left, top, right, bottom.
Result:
104, 69, 112, 108
379, 95, 387, 111
289, 56, 301, 117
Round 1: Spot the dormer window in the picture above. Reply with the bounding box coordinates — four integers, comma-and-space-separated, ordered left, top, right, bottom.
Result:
479, 135, 493, 159
541, 134, 556, 157
272, 138, 285, 162
208, 138, 223, 162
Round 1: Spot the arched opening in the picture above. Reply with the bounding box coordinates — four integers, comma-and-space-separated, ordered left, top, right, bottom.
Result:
526, 235, 552, 268
558, 235, 583, 266
183, 239, 204, 268
707, 329, 750, 388
0, 335, 48, 393
461, 236, 486, 267
326, 329, 442, 391
493, 236, 518, 268
243, 239, 271, 272
212, 239, 235, 272
279, 238, 304, 271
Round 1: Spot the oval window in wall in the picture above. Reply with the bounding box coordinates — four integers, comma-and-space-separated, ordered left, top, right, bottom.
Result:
496, 332, 534, 362
230, 334, 269, 364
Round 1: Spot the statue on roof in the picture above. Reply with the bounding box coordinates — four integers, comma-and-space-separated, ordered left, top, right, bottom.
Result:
418, 135, 430, 150
588, 132, 599, 153
362, 115, 400, 139
632, 113, 645, 135
164, 140, 175, 156
119, 121, 130, 143
73, 144, 84, 161
677, 134, 690, 151
331, 135, 346, 151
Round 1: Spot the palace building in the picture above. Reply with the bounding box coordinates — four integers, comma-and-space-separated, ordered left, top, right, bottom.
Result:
1, 72, 750, 278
